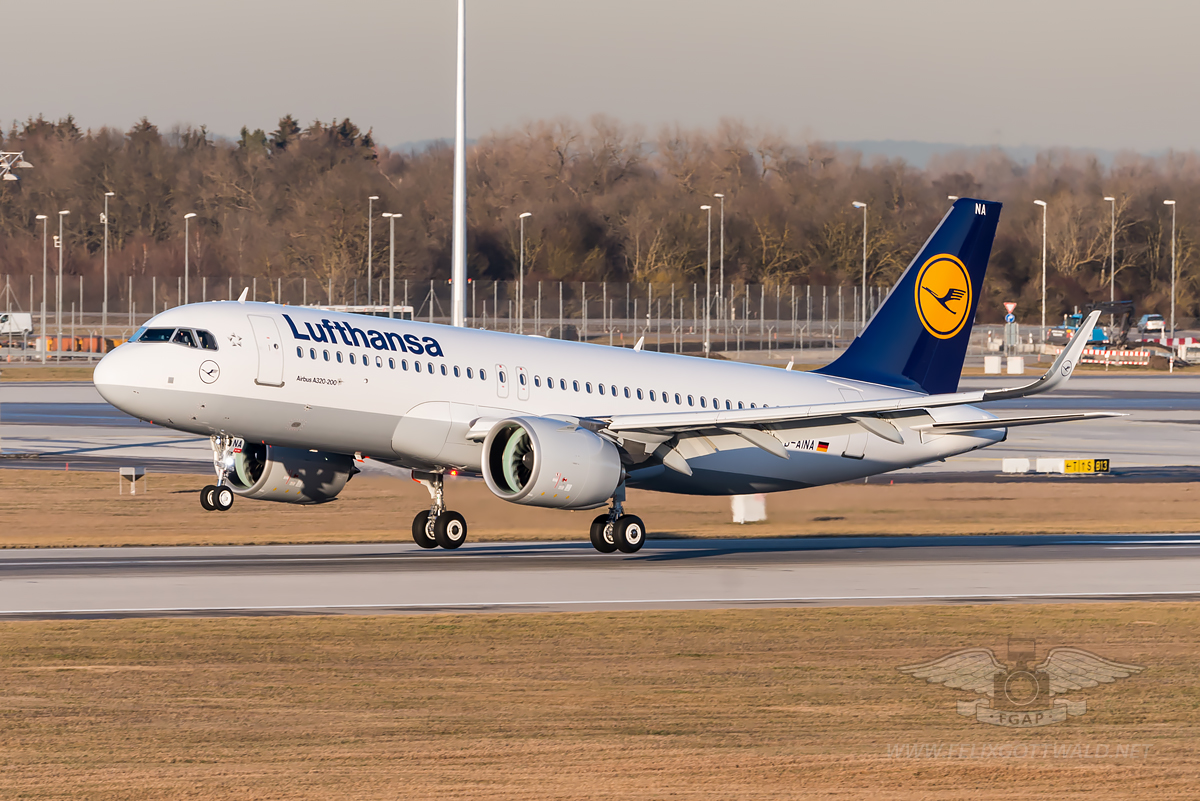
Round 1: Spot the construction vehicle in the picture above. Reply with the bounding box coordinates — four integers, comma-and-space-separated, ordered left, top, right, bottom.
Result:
1046, 301, 1134, 349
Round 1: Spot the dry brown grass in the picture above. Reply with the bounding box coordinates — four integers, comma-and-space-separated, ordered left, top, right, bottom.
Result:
0, 604, 1195, 799
2, 469, 1198, 548
0, 365, 95, 381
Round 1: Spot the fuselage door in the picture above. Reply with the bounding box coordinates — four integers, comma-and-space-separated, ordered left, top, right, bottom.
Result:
516, 366, 529, 401
248, 314, 285, 387
495, 364, 509, 399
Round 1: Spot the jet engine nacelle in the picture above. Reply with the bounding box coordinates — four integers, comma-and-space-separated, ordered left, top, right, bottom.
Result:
482, 416, 622, 510
227, 443, 356, 504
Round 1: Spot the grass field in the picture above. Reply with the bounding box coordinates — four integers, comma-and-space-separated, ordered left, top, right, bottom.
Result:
0, 604, 1194, 799
1, 469, 1198, 548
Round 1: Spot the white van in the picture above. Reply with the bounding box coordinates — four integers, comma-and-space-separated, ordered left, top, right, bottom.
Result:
0, 312, 32, 336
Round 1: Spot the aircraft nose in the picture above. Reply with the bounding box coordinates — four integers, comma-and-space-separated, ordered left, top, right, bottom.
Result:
93, 345, 138, 412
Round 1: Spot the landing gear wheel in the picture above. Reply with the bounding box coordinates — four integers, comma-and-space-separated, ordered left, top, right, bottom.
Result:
435, 511, 468, 549
199, 485, 216, 511
412, 511, 438, 549
212, 485, 235, 512
590, 514, 618, 553
613, 515, 646, 554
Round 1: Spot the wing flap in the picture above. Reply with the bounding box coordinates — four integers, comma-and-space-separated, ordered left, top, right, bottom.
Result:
912, 412, 1124, 432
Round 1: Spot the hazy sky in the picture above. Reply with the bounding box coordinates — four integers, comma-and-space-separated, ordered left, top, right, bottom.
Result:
7, 0, 1199, 151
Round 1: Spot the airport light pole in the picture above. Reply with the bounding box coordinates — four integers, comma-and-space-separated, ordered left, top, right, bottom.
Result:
57, 210, 69, 362
1165, 199, 1177, 338
1104, 196, 1116, 305
36, 215, 47, 362
183, 213, 196, 305
518, 212, 532, 334
383, 212, 402, 318
701, 204, 712, 357
852, 201, 867, 330
103, 191, 114, 335
367, 195, 379, 306
714, 193, 725, 332
1035, 199, 1047, 341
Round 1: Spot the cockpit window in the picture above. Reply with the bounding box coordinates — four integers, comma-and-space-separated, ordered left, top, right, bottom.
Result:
136, 327, 219, 350
138, 328, 175, 343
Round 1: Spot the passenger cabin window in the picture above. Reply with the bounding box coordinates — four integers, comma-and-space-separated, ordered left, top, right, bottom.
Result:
598, 383, 605, 395
637, 389, 644, 400
454, 366, 461, 378
649, 390, 656, 401
336, 352, 344, 363
323, 350, 330, 361
310, 348, 316, 359
466, 367, 474, 379
349, 353, 356, 365
573, 380, 580, 392
296, 346, 303, 357
674, 393, 681, 405
415, 361, 421, 372
440, 364, 447, 376
534, 376, 542, 388
519, 373, 527, 386
481, 369, 487, 381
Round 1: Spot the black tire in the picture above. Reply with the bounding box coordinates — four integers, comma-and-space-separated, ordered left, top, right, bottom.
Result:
213, 485, 235, 512
412, 510, 438, 549
435, 511, 468, 549
614, 515, 646, 554
590, 513, 618, 553
199, 485, 216, 511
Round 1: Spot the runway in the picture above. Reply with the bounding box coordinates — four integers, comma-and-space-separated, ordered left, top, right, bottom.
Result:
3, 534, 1199, 619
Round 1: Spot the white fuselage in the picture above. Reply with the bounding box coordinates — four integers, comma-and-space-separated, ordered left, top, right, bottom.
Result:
93, 301, 1003, 495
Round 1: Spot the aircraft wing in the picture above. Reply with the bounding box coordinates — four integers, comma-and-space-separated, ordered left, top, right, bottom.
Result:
603, 311, 1107, 437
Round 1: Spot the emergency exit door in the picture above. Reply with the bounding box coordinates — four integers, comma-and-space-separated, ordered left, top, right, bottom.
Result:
248, 315, 285, 387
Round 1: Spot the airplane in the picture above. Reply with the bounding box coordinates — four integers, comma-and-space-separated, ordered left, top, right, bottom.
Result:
93, 198, 1116, 554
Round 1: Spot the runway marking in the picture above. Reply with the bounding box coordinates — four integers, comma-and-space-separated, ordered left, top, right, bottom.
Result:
3, 590, 1200, 616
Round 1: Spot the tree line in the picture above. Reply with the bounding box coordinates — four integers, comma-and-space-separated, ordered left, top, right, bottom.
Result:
1, 113, 1198, 324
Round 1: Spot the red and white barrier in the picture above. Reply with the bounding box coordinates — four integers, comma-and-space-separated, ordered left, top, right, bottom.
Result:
1054, 347, 1152, 366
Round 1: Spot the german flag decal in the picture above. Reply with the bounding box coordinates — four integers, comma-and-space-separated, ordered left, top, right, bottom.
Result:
816, 441, 829, 453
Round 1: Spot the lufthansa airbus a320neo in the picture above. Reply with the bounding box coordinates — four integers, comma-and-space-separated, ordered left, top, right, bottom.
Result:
94, 199, 1114, 554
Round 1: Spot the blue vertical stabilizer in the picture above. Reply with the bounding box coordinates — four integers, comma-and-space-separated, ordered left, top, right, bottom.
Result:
814, 198, 1001, 395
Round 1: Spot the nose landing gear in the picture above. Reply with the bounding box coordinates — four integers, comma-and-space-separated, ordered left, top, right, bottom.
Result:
199, 434, 241, 512
411, 471, 468, 549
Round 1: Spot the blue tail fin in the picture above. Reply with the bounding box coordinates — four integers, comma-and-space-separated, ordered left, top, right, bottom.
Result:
815, 197, 1001, 395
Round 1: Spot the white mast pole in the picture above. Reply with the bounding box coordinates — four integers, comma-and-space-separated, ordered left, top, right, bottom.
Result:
450, 0, 468, 327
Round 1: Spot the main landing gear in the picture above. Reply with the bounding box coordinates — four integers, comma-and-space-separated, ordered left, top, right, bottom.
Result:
411, 471, 468, 549
589, 485, 645, 554
200, 434, 239, 513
